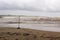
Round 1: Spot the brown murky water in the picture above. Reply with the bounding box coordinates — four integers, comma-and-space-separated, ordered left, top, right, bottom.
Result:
0, 16, 60, 32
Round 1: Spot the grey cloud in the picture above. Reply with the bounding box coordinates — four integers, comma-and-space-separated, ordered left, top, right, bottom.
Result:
0, 0, 60, 12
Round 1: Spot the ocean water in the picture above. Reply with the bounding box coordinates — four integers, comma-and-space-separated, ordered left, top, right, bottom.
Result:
0, 16, 60, 32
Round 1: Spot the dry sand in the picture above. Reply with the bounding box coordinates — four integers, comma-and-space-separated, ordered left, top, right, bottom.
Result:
0, 27, 60, 40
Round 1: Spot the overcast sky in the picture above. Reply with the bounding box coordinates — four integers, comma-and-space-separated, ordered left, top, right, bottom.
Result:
0, 0, 60, 17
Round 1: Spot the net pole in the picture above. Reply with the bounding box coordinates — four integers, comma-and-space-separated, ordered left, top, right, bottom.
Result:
17, 16, 20, 29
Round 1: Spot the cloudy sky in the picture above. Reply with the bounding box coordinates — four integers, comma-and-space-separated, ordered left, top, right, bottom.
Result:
0, 0, 60, 17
